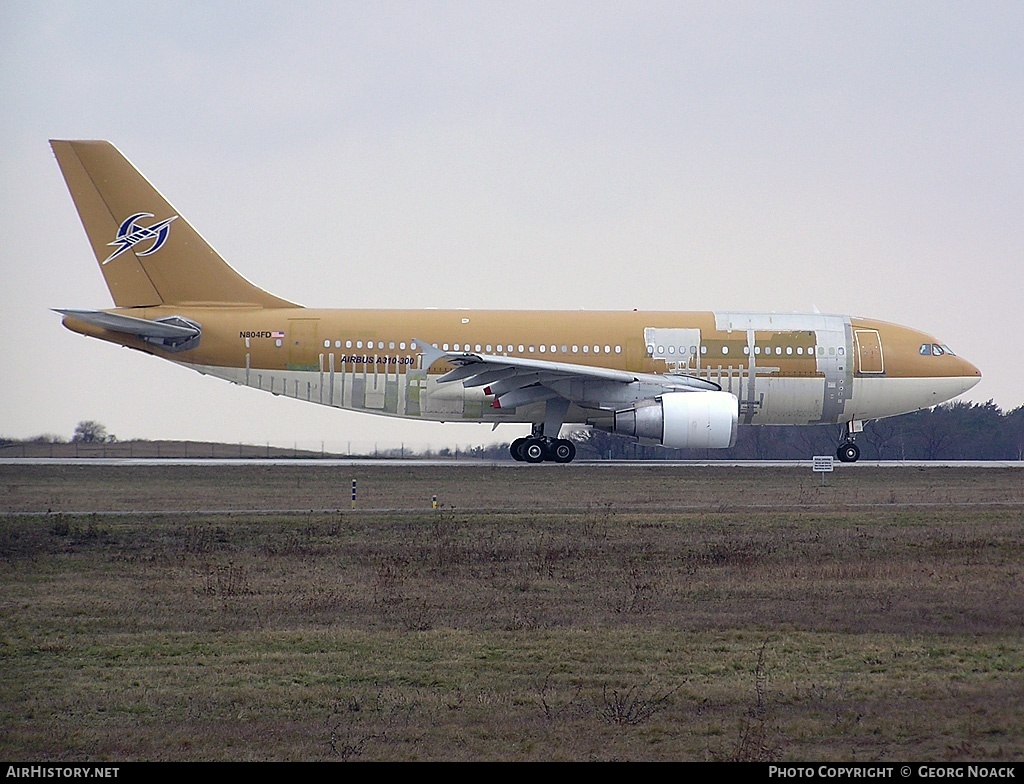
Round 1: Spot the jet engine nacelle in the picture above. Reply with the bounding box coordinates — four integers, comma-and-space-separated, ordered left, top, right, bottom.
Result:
613, 391, 738, 449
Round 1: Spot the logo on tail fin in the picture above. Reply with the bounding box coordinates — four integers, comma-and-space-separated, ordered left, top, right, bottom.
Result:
103, 212, 179, 265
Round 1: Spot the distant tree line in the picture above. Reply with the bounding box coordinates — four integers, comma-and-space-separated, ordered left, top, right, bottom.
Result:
3, 404, 1022, 460
569, 400, 1024, 461
1, 420, 117, 447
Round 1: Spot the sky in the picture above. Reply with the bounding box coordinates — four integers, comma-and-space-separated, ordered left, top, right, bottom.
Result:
2, 1, 1021, 453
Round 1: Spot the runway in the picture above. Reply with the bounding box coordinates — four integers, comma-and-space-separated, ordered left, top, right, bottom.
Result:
2, 457, 1023, 468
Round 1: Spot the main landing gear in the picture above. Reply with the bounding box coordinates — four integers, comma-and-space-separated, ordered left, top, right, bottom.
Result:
510, 399, 576, 463
836, 420, 863, 463
510, 434, 577, 464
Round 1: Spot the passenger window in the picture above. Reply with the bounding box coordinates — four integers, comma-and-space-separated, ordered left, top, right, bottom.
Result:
722, 346, 729, 355
615, 346, 622, 354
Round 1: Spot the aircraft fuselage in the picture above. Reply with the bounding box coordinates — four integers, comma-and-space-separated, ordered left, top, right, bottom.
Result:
63, 305, 980, 431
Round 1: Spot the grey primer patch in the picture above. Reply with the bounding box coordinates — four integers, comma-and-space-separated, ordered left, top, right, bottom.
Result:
714, 312, 853, 424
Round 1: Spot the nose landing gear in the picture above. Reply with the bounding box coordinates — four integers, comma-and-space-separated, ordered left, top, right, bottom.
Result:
836, 420, 863, 463
836, 441, 860, 463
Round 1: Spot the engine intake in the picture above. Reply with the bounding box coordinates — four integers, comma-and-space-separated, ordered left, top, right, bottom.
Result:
613, 391, 738, 449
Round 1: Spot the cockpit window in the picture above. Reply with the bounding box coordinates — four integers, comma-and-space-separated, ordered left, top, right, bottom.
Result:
941, 345, 956, 356
920, 343, 956, 357
920, 344, 931, 355
931, 344, 944, 355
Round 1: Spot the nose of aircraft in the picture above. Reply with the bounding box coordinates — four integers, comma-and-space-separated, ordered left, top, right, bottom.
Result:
954, 355, 982, 396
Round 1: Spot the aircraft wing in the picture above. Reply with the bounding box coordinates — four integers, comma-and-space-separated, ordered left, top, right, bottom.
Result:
416, 339, 719, 411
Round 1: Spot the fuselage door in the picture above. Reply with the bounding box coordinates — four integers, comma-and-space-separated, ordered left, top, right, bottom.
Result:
854, 329, 884, 374
287, 318, 320, 371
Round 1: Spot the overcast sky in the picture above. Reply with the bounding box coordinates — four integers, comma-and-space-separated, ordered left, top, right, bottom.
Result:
2, 1, 1021, 452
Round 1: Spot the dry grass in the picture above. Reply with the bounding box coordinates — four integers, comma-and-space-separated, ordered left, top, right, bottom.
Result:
1, 464, 1023, 761
3, 463, 1023, 513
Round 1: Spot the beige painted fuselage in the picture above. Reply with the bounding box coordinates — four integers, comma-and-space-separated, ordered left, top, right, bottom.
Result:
63, 304, 979, 428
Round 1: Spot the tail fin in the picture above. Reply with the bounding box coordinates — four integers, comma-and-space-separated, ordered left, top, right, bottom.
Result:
50, 140, 298, 309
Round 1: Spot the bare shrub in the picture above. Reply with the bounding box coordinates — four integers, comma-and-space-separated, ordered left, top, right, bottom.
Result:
326, 697, 384, 761
597, 679, 681, 726
199, 560, 250, 596
714, 638, 783, 762
610, 560, 661, 615
50, 513, 70, 537
536, 669, 585, 722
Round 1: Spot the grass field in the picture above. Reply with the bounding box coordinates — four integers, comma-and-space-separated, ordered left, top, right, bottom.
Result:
2, 464, 1023, 761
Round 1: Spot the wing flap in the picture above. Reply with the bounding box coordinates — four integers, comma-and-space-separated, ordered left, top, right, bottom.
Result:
416, 339, 721, 413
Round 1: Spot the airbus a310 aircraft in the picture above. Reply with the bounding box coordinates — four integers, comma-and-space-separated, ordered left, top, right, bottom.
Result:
51, 140, 981, 463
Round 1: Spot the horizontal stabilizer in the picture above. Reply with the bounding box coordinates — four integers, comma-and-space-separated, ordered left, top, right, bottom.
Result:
55, 309, 199, 339
55, 309, 202, 353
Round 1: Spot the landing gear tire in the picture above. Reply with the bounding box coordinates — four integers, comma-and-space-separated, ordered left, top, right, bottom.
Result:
837, 442, 860, 463
522, 438, 546, 464
510, 438, 527, 462
550, 438, 576, 464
